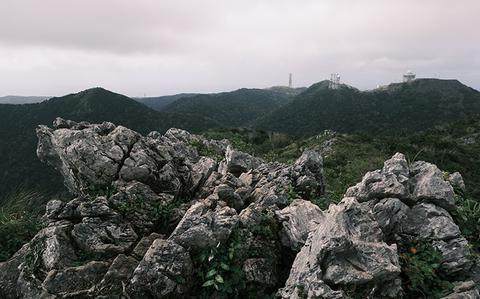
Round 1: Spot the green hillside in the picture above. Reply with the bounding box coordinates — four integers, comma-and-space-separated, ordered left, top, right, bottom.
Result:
161, 87, 301, 128
256, 79, 480, 135
136, 93, 198, 111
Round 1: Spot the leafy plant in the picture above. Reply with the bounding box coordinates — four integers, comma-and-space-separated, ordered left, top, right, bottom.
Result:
194, 231, 246, 297
452, 192, 480, 250
250, 210, 279, 239
297, 284, 307, 299
400, 241, 453, 298
116, 192, 185, 233
151, 199, 182, 229
286, 184, 300, 203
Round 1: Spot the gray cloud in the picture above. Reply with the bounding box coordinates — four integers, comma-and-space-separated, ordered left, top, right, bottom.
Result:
0, 0, 479, 96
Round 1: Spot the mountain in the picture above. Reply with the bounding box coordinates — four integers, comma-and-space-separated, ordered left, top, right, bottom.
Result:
0, 88, 220, 198
2, 79, 480, 198
161, 87, 302, 128
136, 93, 198, 111
0, 96, 49, 104
256, 79, 480, 136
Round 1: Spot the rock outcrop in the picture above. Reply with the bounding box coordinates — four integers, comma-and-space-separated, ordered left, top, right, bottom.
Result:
0, 118, 478, 298
280, 153, 478, 298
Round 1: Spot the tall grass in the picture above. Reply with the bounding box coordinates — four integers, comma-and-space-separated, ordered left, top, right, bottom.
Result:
0, 188, 52, 261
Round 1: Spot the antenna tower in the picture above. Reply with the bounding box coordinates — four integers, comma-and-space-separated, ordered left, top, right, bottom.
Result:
329, 73, 340, 89
288, 73, 293, 88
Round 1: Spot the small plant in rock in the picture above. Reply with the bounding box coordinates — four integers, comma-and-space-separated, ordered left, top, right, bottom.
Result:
151, 199, 182, 229
296, 284, 307, 299
286, 184, 300, 203
190, 139, 223, 161
117, 193, 145, 215
194, 231, 245, 297
250, 210, 279, 239
400, 241, 453, 299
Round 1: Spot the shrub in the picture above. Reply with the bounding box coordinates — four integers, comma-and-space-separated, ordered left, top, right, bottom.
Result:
400, 241, 453, 298
250, 210, 278, 239
193, 231, 245, 297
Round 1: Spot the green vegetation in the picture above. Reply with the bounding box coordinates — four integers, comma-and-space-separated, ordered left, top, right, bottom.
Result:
0, 189, 52, 261
400, 242, 453, 298
257, 79, 480, 136
161, 88, 299, 128
117, 192, 185, 233
250, 210, 279, 239
297, 284, 307, 299
452, 192, 480, 251
190, 139, 223, 161
194, 231, 246, 297
0, 87, 219, 199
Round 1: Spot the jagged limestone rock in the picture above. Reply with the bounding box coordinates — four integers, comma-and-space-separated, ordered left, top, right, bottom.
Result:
96, 254, 139, 296
42, 261, 110, 295
276, 199, 324, 250
243, 258, 278, 286
220, 145, 262, 176
71, 217, 138, 255
0, 244, 30, 299
169, 200, 239, 251
127, 239, 193, 298
3, 120, 477, 298
410, 161, 456, 211
280, 197, 401, 299
441, 281, 480, 299
448, 172, 466, 191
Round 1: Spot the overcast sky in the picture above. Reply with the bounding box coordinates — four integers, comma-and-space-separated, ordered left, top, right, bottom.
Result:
0, 0, 479, 97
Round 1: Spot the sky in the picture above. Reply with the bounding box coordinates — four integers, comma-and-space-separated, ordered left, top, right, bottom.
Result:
0, 0, 479, 97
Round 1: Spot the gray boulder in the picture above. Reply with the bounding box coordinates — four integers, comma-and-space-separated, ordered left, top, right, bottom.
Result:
276, 199, 324, 250
280, 197, 401, 298
220, 145, 262, 176
448, 172, 466, 191
42, 261, 110, 295
72, 217, 138, 254
128, 239, 193, 298
410, 161, 456, 211
169, 200, 239, 251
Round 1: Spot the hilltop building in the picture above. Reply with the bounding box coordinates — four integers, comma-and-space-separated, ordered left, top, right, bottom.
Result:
403, 70, 416, 82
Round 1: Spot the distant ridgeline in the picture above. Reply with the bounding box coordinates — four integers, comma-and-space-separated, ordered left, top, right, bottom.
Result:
0, 79, 479, 198
255, 78, 480, 136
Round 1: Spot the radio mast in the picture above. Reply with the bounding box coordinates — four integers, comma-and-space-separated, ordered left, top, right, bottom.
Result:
329, 73, 340, 89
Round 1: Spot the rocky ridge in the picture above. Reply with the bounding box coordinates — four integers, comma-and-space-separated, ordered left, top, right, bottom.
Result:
0, 118, 478, 298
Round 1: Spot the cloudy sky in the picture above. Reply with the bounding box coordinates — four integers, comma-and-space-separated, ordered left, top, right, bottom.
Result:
0, 0, 479, 97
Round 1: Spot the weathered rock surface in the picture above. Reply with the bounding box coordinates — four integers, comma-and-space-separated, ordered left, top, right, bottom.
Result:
169, 200, 239, 251
1, 119, 478, 298
128, 239, 193, 298
280, 152, 478, 298
276, 199, 323, 250
280, 197, 401, 298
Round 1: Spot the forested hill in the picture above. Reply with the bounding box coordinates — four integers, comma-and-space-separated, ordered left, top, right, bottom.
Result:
159, 87, 303, 128
256, 79, 480, 136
